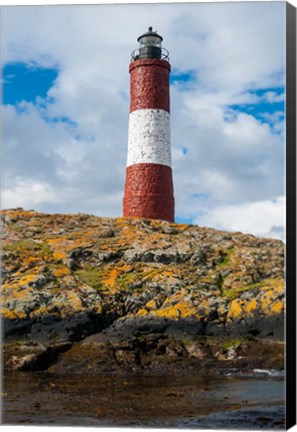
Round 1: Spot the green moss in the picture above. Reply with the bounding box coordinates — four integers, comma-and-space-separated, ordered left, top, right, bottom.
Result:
115, 267, 163, 291
224, 281, 264, 300
218, 248, 234, 267
224, 289, 237, 300
204, 336, 244, 350
244, 281, 265, 289
74, 262, 176, 294
74, 266, 107, 291
113, 273, 139, 291
141, 268, 164, 279
5, 239, 52, 256
221, 338, 242, 350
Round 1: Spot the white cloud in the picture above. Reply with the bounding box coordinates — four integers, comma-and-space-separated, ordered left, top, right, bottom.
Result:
223, 113, 272, 146
196, 196, 285, 240
2, 178, 57, 209
263, 91, 285, 104
1, 3, 286, 239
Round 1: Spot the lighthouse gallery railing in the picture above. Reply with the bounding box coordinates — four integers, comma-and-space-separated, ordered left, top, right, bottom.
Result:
131, 47, 170, 62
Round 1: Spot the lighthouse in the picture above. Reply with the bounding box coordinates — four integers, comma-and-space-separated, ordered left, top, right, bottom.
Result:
123, 27, 175, 222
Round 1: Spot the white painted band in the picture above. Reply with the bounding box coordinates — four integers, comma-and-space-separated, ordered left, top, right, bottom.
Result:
127, 109, 171, 167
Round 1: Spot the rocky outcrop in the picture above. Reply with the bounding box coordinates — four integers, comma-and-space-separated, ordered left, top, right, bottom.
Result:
1, 209, 285, 373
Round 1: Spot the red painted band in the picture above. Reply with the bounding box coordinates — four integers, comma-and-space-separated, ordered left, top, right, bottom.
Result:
129, 59, 171, 73
123, 163, 174, 222
129, 59, 170, 113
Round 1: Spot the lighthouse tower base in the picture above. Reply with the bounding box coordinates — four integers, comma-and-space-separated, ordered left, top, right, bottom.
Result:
123, 163, 174, 222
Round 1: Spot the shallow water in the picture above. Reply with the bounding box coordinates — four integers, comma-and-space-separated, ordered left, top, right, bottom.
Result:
2, 371, 285, 429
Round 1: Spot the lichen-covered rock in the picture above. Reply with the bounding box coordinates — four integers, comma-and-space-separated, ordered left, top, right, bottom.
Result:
1, 208, 285, 372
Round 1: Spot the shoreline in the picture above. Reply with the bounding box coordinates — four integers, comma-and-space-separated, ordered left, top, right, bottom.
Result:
2, 370, 285, 428
3, 314, 284, 376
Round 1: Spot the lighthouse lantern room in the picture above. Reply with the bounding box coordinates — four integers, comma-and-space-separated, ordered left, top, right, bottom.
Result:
123, 28, 175, 222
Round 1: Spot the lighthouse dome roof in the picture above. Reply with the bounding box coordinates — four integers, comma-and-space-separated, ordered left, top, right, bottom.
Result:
137, 27, 163, 43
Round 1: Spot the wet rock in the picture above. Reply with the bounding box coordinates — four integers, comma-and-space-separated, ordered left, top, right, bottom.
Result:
4, 340, 72, 371
108, 316, 170, 338
10, 352, 44, 371
183, 341, 206, 359
192, 406, 285, 429
164, 317, 205, 338
3, 311, 111, 344
3, 317, 34, 339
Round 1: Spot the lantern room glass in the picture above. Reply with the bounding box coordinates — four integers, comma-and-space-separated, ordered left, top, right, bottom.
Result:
138, 35, 162, 47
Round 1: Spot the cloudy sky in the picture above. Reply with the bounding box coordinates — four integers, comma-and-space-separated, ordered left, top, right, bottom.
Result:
2, 2, 286, 240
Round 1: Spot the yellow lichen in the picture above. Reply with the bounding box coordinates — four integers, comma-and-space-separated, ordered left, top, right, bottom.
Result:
136, 308, 149, 316
245, 299, 258, 315
31, 305, 48, 317
0, 307, 26, 320
153, 307, 180, 319
66, 292, 84, 311
146, 299, 157, 310
152, 297, 197, 320
270, 300, 284, 314
19, 274, 36, 285
227, 300, 243, 320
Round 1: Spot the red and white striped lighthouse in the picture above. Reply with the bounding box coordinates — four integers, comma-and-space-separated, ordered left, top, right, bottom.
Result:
123, 27, 175, 222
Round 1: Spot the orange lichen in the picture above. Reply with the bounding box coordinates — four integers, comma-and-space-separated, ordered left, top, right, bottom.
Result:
23, 256, 38, 266
102, 269, 119, 287
54, 268, 70, 278
160, 271, 174, 278
53, 250, 67, 261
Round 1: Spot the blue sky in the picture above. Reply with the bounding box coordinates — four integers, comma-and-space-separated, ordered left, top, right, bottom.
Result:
229, 88, 284, 123
2, 3, 286, 239
3, 63, 58, 105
